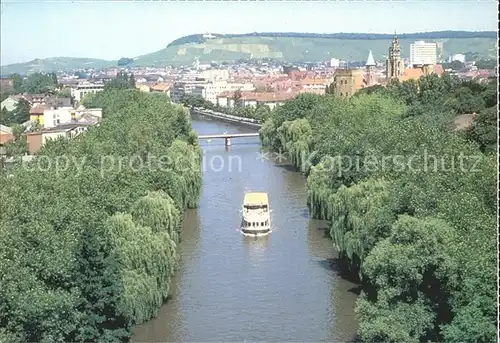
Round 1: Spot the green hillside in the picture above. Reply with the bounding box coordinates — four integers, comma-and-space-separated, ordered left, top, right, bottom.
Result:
134, 36, 497, 67
1, 32, 496, 74
0, 57, 116, 75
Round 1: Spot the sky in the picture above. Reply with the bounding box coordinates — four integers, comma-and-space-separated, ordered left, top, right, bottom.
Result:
0, 0, 497, 65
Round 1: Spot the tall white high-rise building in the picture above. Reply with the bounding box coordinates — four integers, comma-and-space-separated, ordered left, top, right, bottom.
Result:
409, 41, 437, 66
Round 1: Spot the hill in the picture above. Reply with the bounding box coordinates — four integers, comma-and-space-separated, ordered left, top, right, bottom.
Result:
134, 31, 497, 67
1, 31, 497, 74
0, 57, 116, 76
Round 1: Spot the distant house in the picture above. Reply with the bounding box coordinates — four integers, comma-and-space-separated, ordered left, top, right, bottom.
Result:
26, 123, 95, 154
0, 77, 13, 93
150, 83, 171, 96
136, 84, 151, 92
0, 124, 14, 147
29, 105, 50, 126
1, 96, 20, 112
29, 105, 102, 129
216, 91, 298, 110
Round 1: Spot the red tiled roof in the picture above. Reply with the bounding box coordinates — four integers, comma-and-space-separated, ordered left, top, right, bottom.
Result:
29, 104, 49, 114
435, 64, 444, 75
151, 83, 170, 91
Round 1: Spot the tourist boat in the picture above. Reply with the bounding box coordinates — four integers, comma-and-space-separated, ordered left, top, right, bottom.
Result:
241, 192, 271, 236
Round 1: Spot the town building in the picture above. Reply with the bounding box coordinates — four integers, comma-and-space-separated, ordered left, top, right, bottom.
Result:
192, 81, 254, 104
216, 91, 297, 110
0, 124, 14, 147
1, 96, 20, 112
410, 41, 437, 67
170, 80, 209, 103
29, 105, 49, 126
365, 50, 377, 87
449, 54, 466, 63
26, 123, 95, 154
136, 84, 151, 92
331, 69, 365, 98
386, 34, 405, 80
300, 77, 331, 93
330, 58, 340, 68
199, 69, 230, 81
150, 83, 171, 96
30, 103, 102, 129
0, 78, 14, 93
70, 81, 105, 102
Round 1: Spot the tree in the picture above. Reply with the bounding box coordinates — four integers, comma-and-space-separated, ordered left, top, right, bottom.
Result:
232, 89, 242, 107
117, 57, 134, 66
50, 72, 59, 88
128, 73, 136, 88
474, 58, 496, 70
104, 72, 135, 91
451, 86, 485, 114
466, 106, 497, 154
259, 75, 497, 342
0, 107, 9, 125
10, 99, 31, 124
23, 72, 58, 94
4, 124, 27, 157
0, 89, 203, 341
9, 73, 24, 93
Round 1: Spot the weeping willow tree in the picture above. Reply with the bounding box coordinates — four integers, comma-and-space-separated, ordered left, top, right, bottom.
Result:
0, 89, 203, 342
276, 118, 313, 172
164, 139, 203, 210
306, 156, 336, 220
259, 117, 278, 148
106, 209, 179, 325
131, 191, 181, 243
329, 179, 393, 273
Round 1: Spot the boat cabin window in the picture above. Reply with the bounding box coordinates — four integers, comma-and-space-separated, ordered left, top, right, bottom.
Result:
244, 205, 268, 210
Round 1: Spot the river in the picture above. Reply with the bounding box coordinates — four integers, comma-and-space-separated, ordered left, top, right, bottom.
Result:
131, 113, 359, 342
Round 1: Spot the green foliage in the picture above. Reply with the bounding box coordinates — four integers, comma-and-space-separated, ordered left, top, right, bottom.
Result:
22, 72, 58, 94
182, 94, 272, 123
105, 72, 136, 91
0, 99, 31, 126
441, 60, 465, 71
466, 106, 498, 154
9, 73, 23, 93
117, 57, 134, 66
3, 124, 27, 157
260, 75, 497, 342
474, 58, 496, 70
0, 89, 202, 341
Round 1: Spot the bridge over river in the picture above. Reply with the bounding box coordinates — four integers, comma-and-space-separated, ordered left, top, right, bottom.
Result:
198, 132, 260, 146
132, 112, 358, 341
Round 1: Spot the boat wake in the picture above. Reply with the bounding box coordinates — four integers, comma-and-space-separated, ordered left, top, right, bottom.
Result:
239, 229, 272, 237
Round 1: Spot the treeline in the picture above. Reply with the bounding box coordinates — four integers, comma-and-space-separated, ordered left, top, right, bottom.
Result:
104, 71, 136, 91
167, 31, 496, 47
179, 94, 272, 122
260, 74, 497, 342
0, 89, 202, 341
5, 72, 59, 95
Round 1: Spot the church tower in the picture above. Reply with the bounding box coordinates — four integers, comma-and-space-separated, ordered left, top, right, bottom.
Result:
365, 50, 377, 86
386, 33, 404, 80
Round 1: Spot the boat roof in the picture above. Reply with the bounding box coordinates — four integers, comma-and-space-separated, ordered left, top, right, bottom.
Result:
243, 192, 269, 205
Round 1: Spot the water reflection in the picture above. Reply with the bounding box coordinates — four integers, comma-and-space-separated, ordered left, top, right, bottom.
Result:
242, 232, 270, 264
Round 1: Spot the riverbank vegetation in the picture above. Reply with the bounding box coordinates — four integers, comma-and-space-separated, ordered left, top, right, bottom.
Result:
260, 75, 497, 342
0, 89, 202, 342
180, 94, 272, 123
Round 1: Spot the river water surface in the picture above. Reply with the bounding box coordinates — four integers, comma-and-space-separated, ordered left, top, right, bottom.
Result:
132, 113, 358, 342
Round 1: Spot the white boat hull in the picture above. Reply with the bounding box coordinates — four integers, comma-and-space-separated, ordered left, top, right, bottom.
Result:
241, 226, 271, 235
